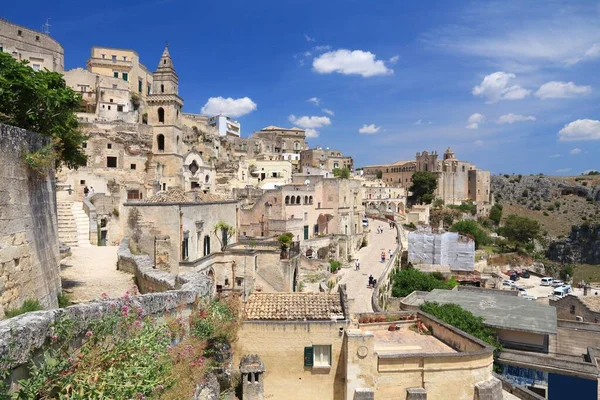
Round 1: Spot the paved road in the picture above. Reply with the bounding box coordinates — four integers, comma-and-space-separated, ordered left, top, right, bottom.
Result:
61, 246, 136, 303
336, 222, 398, 313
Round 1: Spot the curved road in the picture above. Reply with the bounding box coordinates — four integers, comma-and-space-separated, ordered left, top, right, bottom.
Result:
336, 222, 397, 313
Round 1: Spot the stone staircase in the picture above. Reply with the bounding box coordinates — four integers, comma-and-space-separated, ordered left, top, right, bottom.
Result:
57, 201, 91, 247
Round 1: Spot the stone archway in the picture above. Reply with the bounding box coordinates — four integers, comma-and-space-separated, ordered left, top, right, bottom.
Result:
397, 202, 405, 214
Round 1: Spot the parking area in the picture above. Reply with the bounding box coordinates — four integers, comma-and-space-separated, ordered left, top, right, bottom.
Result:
499, 274, 561, 301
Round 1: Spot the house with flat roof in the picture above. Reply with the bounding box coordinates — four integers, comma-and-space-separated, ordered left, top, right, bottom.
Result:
424, 289, 557, 353
234, 286, 502, 400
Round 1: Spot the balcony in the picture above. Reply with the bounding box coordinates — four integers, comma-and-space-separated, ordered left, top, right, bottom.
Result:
87, 57, 133, 69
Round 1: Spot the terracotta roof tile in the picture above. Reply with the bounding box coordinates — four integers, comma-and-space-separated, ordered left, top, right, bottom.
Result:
244, 293, 344, 321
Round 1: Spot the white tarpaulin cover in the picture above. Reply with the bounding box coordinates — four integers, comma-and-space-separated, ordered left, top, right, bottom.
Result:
408, 231, 475, 271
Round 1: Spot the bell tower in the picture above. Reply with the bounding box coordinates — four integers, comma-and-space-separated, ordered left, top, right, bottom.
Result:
147, 44, 184, 191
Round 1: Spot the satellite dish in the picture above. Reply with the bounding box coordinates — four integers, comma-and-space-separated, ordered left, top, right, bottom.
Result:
305, 179, 310, 185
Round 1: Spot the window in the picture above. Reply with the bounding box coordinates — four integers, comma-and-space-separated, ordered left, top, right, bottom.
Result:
157, 134, 165, 151
107, 105, 111, 110
109, 98, 113, 103
113, 71, 118, 78
122, 72, 128, 81
304, 345, 331, 367
138, 79, 143, 93
127, 190, 141, 200
123, 56, 127, 61
35, 35, 40, 41
304, 212, 308, 221
111, 55, 117, 61
117, 105, 123, 112
160, 84, 164, 93
236, 278, 243, 286
82, 142, 87, 149
107, 143, 112, 149
32, 64, 40, 71
106, 156, 117, 168
158, 107, 165, 123
130, 164, 136, 170
80, 180, 86, 185
182, 236, 189, 260
147, 84, 151, 95
18, 30, 22, 36
570, 305, 576, 314
101, 54, 105, 59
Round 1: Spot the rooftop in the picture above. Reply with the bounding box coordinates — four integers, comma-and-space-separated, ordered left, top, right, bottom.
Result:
145, 189, 228, 204
244, 292, 344, 321
424, 289, 557, 335
364, 325, 456, 355
579, 295, 600, 312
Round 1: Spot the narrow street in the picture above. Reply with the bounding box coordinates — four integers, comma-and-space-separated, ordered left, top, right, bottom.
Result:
61, 246, 136, 303
336, 221, 398, 313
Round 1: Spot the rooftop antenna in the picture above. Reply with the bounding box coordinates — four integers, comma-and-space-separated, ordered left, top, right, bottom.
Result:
42, 18, 51, 35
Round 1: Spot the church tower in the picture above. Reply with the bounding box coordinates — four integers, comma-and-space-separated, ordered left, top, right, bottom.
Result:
147, 44, 184, 190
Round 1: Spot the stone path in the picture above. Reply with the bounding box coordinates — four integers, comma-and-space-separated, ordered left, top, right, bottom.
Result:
336, 222, 397, 313
61, 245, 136, 303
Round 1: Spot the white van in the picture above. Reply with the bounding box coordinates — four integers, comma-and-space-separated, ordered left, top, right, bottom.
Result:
540, 277, 553, 286
362, 218, 369, 227
553, 285, 573, 298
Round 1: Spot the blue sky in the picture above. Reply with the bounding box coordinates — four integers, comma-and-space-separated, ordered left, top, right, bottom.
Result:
4, 0, 600, 174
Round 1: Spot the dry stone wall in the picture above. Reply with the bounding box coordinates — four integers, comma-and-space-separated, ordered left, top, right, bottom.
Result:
0, 124, 61, 318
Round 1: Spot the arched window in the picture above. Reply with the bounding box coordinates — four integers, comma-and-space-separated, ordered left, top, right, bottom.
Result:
158, 107, 165, 123
285, 196, 290, 205
304, 195, 308, 204
160, 84, 164, 93
205, 174, 210, 183
296, 196, 301, 204
309, 196, 313, 204
157, 134, 165, 151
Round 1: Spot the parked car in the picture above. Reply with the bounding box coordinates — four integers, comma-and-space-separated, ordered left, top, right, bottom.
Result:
553, 285, 572, 298
503, 280, 515, 287
540, 277, 553, 286
362, 218, 369, 227
522, 295, 538, 301
552, 280, 565, 287
510, 273, 520, 281
521, 271, 530, 278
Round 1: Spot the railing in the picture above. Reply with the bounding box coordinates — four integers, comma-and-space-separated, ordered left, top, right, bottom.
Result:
371, 217, 405, 312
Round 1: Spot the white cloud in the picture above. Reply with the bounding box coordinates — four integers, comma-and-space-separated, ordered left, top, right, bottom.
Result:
303, 51, 312, 57
304, 34, 315, 42
414, 119, 423, 125
389, 55, 400, 64
570, 148, 582, 155
201, 96, 257, 118
307, 97, 320, 106
305, 128, 319, 138
534, 81, 592, 99
358, 124, 381, 134
497, 113, 536, 124
559, 119, 600, 141
312, 49, 393, 77
472, 72, 531, 103
313, 45, 331, 52
474, 139, 484, 146
288, 114, 331, 129
466, 113, 485, 129
549, 154, 561, 158
322, 108, 334, 116
556, 168, 572, 173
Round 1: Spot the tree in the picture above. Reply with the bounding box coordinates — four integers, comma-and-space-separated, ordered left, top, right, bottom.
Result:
489, 204, 503, 225
277, 232, 294, 250
0, 52, 86, 170
449, 220, 490, 249
376, 170, 383, 179
214, 221, 235, 251
391, 268, 457, 297
433, 199, 445, 209
503, 215, 540, 248
408, 171, 437, 205
420, 302, 501, 354
332, 167, 350, 179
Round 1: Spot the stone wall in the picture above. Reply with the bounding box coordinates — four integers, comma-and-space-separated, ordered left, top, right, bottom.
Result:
550, 295, 600, 323
0, 124, 61, 318
549, 320, 600, 356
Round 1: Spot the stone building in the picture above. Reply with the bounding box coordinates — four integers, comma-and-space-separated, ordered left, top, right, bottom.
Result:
234, 287, 502, 400
122, 189, 237, 273
300, 147, 354, 172
0, 18, 64, 72
550, 294, 600, 323
363, 183, 407, 215
208, 114, 241, 137
0, 124, 61, 318
362, 147, 491, 205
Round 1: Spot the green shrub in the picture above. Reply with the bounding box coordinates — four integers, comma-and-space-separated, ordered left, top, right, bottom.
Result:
329, 260, 341, 273
391, 269, 457, 297
430, 271, 445, 281
4, 299, 43, 318
449, 220, 490, 249
57, 292, 71, 308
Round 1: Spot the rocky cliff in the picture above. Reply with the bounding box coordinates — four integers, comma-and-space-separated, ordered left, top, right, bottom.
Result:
546, 223, 600, 265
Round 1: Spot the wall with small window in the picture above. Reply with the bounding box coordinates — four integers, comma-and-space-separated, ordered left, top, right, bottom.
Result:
234, 318, 348, 400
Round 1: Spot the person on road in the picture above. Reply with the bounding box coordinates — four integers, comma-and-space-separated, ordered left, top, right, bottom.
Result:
368, 275, 374, 287
389, 249, 393, 258
381, 252, 386, 263
355, 259, 360, 271
83, 186, 89, 199
89, 186, 95, 197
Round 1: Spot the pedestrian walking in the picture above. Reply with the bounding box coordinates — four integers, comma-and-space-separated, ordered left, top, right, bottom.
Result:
389, 249, 393, 258
83, 185, 89, 199
355, 259, 360, 271
381, 252, 386, 263
89, 186, 95, 197
368, 275, 374, 287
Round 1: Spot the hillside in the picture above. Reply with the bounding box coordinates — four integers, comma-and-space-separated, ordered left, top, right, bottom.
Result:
491, 174, 600, 238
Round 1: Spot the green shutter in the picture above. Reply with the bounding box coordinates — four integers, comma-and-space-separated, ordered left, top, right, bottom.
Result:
304, 346, 314, 367
122, 72, 128, 81
113, 71, 118, 78
138, 80, 143, 92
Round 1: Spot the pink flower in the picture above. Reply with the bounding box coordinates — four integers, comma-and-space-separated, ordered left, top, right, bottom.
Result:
134, 320, 142, 327
154, 353, 159, 358
68, 357, 74, 363
85, 330, 93, 337
148, 286, 153, 292
51, 335, 58, 342
101, 292, 108, 299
